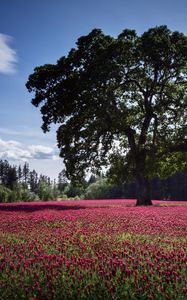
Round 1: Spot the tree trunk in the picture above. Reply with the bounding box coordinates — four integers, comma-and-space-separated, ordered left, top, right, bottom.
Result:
136, 174, 152, 206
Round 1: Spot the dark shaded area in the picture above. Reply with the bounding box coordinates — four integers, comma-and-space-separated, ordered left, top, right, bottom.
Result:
91, 172, 187, 201
150, 173, 187, 200
0, 203, 86, 212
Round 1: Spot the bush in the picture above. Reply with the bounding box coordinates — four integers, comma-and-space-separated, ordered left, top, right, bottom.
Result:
7, 191, 17, 202
0, 185, 11, 202
37, 180, 53, 201
84, 179, 113, 199
0, 184, 40, 203
59, 194, 81, 200
20, 190, 39, 202
64, 184, 84, 198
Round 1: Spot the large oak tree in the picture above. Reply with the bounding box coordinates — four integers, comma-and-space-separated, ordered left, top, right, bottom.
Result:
26, 26, 187, 205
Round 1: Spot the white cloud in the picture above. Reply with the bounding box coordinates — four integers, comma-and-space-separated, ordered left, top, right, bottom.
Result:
28, 145, 55, 159
0, 139, 21, 150
0, 138, 59, 161
1, 149, 32, 160
0, 33, 17, 74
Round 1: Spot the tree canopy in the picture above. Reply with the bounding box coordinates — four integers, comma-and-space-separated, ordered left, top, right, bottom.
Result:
26, 25, 187, 205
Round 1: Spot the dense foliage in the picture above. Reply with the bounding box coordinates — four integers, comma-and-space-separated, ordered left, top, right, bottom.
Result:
83, 173, 187, 200
0, 159, 187, 202
26, 25, 187, 205
0, 200, 187, 299
0, 160, 59, 202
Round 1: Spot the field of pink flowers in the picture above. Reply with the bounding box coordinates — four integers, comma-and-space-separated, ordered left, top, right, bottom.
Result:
0, 199, 187, 299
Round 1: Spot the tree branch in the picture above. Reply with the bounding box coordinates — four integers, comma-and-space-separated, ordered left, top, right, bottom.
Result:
124, 127, 137, 153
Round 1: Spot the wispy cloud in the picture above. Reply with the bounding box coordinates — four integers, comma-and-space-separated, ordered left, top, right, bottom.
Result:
0, 127, 55, 142
0, 138, 59, 161
28, 145, 59, 160
0, 33, 17, 74
0, 127, 46, 138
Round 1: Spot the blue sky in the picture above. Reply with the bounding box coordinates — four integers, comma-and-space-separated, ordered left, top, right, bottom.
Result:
0, 0, 187, 180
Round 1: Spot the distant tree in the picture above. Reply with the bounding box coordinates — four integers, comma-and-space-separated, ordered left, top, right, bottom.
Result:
84, 178, 115, 200
64, 183, 83, 198
29, 169, 38, 192
37, 175, 55, 201
37, 178, 50, 201
0, 160, 18, 189
22, 162, 30, 186
6, 166, 18, 189
26, 26, 187, 205
47, 176, 51, 186
0, 185, 11, 202
0, 160, 58, 202
17, 165, 22, 183
0, 160, 10, 187
58, 170, 68, 192
52, 179, 60, 200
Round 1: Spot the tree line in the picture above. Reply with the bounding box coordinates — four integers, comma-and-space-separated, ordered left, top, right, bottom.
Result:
61, 173, 187, 201
0, 159, 186, 202
0, 160, 58, 202
83, 174, 187, 201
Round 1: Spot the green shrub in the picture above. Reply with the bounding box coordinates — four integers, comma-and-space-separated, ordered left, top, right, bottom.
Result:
64, 184, 84, 198
0, 184, 40, 203
59, 194, 81, 200
7, 190, 17, 202
83, 179, 113, 199
20, 190, 39, 202
0, 185, 11, 202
